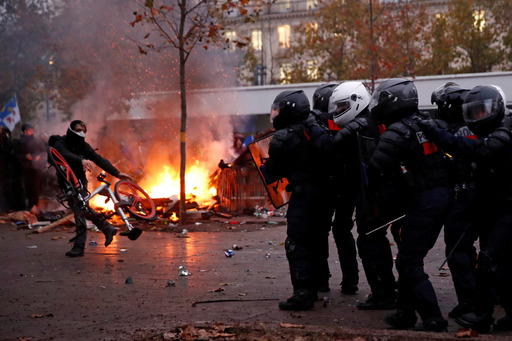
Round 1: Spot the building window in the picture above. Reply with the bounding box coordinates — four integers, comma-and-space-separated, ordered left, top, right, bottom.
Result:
279, 0, 291, 12
225, 30, 237, 50
307, 60, 318, 79
306, 0, 318, 10
280, 63, 291, 84
252, 29, 262, 51
278, 25, 290, 48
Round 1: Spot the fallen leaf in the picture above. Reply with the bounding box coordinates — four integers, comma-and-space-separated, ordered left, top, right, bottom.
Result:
207, 287, 225, 293
280, 322, 305, 328
456, 327, 479, 338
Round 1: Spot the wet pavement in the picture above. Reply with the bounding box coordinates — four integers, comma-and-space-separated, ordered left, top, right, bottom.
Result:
0, 216, 511, 341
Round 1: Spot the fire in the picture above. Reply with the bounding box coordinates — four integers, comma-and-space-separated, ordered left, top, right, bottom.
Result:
89, 161, 217, 212
89, 195, 114, 212
141, 162, 215, 205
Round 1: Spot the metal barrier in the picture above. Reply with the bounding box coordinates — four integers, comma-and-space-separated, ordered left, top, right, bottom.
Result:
216, 165, 270, 214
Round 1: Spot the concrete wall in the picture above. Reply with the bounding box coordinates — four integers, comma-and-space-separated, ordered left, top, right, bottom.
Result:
126, 72, 512, 121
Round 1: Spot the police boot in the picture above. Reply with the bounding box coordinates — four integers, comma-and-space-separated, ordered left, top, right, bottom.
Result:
103, 227, 118, 247
448, 301, 474, 319
456, 312, 494, 333
384, 309, 417, 330
357, 293, 396, 310
278, 290, 315, 311
422, 316, 448, 332
65, 245, 84, 257
494, 315, 512, 331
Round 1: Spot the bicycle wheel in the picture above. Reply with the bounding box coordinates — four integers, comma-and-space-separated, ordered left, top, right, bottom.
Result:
114, 180, 157, 221
48, 147, 80, 190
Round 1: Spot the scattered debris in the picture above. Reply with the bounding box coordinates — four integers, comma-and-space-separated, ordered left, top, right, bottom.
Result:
191, 298, 279, 307
455, 327, 479, 338
29, 313, 53, 318
280, 322, 305, 329
178, 266, 190, 276
207, 288, 225, 293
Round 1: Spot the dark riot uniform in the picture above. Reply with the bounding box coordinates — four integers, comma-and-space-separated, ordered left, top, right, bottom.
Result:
435, 119, 479, 317
266, 121, 332, 301
420, 118, 512, 332
54, 124, 120, 251
370, 115, 453, 330
311, 108, 359, 294
308, 110, 402, 305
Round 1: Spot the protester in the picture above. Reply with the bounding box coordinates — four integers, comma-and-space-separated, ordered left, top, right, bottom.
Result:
52, 120, 132, 257
16, 123, 47, 214
0, 126, 24, 212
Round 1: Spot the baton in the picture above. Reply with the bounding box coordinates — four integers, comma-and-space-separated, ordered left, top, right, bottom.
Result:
438, 225, 471, 271
365, 214, 405, 236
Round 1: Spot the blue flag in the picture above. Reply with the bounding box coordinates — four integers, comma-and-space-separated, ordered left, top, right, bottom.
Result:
0, 95, 21, 131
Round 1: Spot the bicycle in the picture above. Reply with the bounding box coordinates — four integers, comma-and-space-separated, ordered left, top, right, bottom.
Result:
47, 147, 156, 240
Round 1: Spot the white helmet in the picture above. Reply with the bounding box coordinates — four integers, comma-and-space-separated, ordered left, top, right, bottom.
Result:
329, 81, 371, 127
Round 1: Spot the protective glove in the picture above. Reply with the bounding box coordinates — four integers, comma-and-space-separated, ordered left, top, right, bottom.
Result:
333, 118, 369, 145
304, 113, 320, 128
413, 115, 438, 132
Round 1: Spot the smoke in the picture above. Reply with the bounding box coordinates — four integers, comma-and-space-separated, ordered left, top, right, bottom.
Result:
37, 0, 246, 194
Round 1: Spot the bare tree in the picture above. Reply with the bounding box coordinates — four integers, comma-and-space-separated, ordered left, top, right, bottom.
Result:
131, 0, 254, 223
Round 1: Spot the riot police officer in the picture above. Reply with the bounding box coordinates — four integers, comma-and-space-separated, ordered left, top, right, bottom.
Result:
369, 78, 452, 332
430, 83, 479, 319
310, 82, 361, 294
307, 81, 405, 309
418, 85, 512, 333
263, 90, 332, 310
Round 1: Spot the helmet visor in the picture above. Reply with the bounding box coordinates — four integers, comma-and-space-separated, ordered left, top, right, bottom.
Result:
270, 102, 282, 123
369, 90, 393, 112
462, 99, 493, 123
333, 100, 351, 115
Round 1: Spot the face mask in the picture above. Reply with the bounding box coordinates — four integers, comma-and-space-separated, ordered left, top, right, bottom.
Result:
72, 130, 86, 138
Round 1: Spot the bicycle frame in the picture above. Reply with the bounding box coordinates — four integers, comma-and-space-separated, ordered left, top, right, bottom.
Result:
85, 178, 135, 233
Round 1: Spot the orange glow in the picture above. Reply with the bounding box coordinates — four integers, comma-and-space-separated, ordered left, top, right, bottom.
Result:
89, 195, 114, 212
89, 160, 216, 212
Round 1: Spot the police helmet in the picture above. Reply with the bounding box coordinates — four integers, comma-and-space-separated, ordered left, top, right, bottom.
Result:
329, 81, 370, 127
369, 78, 418, 125
431, 82, 469, 123
312, 83, 338, 113
462, 85, 505, 136
270, 90, 310, 130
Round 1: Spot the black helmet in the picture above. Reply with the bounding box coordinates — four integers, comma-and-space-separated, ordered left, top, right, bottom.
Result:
462, 85, 505, 136
369, 78, 418, 125
312, 83, 338, 113
270, 90, 310, 130
431, 82, 469, 123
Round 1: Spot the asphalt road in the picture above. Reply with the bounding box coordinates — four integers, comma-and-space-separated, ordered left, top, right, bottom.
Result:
0, 216, 510, 341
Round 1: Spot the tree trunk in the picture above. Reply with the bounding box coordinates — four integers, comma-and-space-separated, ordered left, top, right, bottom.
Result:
179, 0, 187, 225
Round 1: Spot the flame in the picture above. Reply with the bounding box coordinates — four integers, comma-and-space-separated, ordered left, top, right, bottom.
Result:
89, 161, 217, 212
141, 163, 214, 204
89, 195, 114, 212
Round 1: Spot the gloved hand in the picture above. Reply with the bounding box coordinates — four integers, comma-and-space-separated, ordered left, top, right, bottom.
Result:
413, 115, 437, 131
304, 113, 320, 128
333, 118, 368, 145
